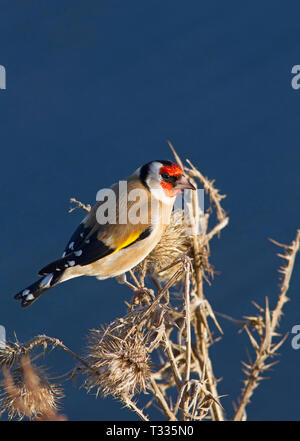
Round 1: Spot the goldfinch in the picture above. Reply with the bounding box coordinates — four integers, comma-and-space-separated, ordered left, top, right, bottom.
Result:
14, 160, 195, 307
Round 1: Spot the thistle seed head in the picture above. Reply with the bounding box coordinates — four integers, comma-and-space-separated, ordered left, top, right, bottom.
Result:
84, 324, 150, 399
136, 210, 213, 283
0, 356, 63, 420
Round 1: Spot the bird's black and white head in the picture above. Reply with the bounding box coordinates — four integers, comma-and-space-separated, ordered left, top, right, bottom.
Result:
137, 160, 195, 203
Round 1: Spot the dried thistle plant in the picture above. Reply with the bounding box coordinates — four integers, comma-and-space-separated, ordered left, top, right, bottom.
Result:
135, 210, 213, 285
233, 231, 300, 421
1, 145, 299, 421
84, 323, 150, 399
0, 343, 22, 369
135, 210, 191, 282
0, 356, 64, 421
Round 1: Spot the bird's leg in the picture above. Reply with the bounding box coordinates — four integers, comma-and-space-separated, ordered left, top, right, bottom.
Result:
116, 273, 155, 305
116, 273, 138, 291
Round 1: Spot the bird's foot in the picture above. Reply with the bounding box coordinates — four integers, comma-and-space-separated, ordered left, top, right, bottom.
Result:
131, 287, 155, 306
116, 273, 155, 306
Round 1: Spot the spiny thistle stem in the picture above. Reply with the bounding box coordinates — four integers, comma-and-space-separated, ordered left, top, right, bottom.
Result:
150, 377, 177, 421
184, 258, 192, 383
233, 230, 300, 421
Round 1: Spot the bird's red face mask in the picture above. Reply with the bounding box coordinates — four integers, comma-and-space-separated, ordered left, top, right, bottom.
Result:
159, 163, 195, 197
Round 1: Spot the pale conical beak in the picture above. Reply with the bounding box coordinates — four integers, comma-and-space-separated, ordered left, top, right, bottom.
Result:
175, 175, 196, 190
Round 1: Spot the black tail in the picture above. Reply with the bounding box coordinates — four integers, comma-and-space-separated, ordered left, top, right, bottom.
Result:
14, 271, 62, 308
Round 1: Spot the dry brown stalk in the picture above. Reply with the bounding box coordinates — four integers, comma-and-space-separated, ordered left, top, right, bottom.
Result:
68, 198, 91, 213
180, 151, 225, 421
149, 377, 177, 421
233, 230, 300, 421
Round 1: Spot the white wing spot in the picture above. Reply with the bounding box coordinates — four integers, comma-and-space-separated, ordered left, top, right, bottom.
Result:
40, 274, 53, 288
62, 251, 66, 257
81, 215, 89, 224
68, 260, 75, 266
69, 242, 75, 250
74, 250, 82, 256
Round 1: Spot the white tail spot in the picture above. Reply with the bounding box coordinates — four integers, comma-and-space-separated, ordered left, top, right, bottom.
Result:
40, 274, 53, 288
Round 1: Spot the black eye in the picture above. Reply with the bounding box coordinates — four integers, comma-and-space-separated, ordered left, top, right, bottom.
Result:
161, 173, 177, 186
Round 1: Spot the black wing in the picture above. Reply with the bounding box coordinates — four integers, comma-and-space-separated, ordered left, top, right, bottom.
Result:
62, 219, 93, 256
38, 230, 115, 275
